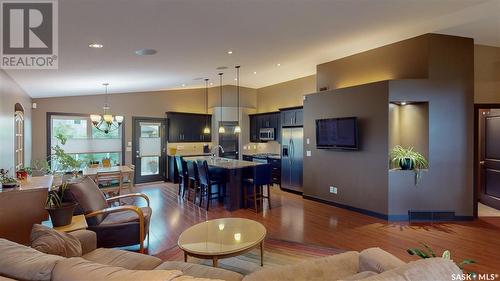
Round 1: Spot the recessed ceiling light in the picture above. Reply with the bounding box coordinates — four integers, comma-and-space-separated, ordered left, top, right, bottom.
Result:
88, 43, 103, 49
401, 102, 407, 105
227, 50, 233, 54
181, 84, 186, 87
135, 48, 157, 56
253, 71, 257, 74
234, 78, 237, 81
276, 63, 281, 67
216, 66, 228, 70
209, 82, 213, 86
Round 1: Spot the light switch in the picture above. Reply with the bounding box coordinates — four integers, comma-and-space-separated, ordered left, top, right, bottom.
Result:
306, 150, 311, 157
127, 141, 132, 146
306, 138, 310, 144
126, 147, 132, 152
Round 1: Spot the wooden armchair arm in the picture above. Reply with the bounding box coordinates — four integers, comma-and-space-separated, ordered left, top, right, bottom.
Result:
106, 193, 150, 207
85, 205, 146, 253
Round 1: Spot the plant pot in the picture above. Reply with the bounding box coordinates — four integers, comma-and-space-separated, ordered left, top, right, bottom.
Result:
1, 182, 19, 189
399, 158, 414, 170
46, 202, 77, 227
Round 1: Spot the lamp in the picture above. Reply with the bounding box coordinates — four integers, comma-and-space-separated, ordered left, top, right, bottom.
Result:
203, 78, 211, 134
218, 73, 225, 133
234, 65, 241, 134
90, 83, 123, 134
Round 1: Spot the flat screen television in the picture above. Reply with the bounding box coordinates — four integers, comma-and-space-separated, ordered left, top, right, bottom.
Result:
316, 117, 358, 149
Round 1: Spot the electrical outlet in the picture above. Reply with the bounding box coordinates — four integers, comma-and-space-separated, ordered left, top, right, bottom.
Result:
329, 186, 338, 194
306, 150, 312, 157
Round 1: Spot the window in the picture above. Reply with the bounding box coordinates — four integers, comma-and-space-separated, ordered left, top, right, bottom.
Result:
14, 103, 24, 171
49, 114, 123, 171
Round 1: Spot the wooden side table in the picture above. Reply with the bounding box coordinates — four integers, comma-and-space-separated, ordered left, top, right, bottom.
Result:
53, 215, 88, 233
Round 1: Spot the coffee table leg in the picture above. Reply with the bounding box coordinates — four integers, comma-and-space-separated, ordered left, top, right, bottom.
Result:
260, 241, 264, 266
213, 257, 218, 267
184, 251, 188, 262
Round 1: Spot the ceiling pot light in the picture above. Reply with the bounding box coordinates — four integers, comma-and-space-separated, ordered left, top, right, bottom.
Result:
253, 71, 257, 74
401, 102, 407, 105
234, 65, 241, 134
218, 73, 225, 134
88, 43, 103, 49
135, 48, 157, 56
203, 78, 211, 134
276, 63, 281, 67
227, 50, 233, 54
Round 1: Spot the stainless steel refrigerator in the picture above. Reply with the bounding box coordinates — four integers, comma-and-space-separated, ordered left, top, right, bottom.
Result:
281, 127, 303, 193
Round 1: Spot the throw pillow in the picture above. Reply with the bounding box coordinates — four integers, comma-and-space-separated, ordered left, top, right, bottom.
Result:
30, 224, 82, 257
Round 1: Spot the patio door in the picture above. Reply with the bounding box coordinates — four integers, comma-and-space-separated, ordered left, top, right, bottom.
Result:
132, 117, 166, 184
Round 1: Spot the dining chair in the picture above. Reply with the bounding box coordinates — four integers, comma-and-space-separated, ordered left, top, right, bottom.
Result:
175, 156, 188, 197
185, 160, 199, 203
243, 163, 272, 212
96, 171, 123, 198
121, 164, 135, 192
196, 160, 225, 210
102, 158, 111, 168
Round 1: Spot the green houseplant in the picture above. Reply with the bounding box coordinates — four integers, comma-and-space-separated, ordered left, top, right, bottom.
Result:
45, 183, 77, 227
407, 243, 475, 274
390, 145, 428, 170
51, 133, 83, 178
0, 169, 19, 188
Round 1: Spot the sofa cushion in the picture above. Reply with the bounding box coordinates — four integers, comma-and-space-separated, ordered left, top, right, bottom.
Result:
0, 238, 64, 281
83, 248, 163, 270
67, 176, 108, 225
52, 257, 184, 281
0, 276, 18, 281
357, 258, 462, 281
341, 271, 377, 280
359, 248, 405, 273
242, 251, 359, 281
100, 206, 152, 225
70, 229, 97, 255
30, 224, 82, 257
156, 261, 243, 281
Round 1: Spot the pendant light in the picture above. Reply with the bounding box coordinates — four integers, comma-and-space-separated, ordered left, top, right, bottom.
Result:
218, 73, 225, 133
90, 83, 124, 134
203, 78, 211, 134
234, 66, 241, 134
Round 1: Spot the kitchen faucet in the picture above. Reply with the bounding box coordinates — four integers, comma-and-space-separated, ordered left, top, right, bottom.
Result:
211, 145, 224, 158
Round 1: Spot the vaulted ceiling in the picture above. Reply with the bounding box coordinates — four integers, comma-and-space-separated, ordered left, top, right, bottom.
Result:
5, 0, 500, 98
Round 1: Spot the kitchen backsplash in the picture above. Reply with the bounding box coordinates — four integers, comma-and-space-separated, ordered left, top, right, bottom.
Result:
242, 141, 280, 154
167, 142, 211, 156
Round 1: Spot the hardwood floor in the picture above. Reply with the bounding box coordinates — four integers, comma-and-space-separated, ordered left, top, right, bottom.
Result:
134, 182, 500, 274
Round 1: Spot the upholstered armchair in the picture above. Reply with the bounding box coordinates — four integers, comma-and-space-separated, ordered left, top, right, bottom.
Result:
66, 176, 151, 253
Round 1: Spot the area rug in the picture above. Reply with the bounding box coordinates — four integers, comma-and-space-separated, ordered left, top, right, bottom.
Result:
155, 239, 345, 275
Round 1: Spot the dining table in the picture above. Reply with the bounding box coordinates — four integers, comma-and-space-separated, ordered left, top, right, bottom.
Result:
82, 165, 134, 187
182, 156, 265, 211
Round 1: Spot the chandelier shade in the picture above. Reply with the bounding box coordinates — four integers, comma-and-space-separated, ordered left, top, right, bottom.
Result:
90, 83, 123, 134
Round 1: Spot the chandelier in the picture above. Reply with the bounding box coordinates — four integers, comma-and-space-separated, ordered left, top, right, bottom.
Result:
90, 83, 124, 134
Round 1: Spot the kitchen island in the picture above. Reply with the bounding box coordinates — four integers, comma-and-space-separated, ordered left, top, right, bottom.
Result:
183, 156, 265, 211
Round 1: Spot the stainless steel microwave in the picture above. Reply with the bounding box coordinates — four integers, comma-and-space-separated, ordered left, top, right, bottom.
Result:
259, 128, 275, 141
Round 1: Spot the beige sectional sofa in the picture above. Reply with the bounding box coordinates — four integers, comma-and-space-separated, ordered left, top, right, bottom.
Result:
0, 229, 462, 281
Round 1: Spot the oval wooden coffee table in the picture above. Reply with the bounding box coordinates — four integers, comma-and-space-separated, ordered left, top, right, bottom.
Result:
178, 218, 266, 267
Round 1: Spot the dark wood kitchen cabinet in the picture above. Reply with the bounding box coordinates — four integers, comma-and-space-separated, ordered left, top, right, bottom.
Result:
166, 112, 211, 142
280, 107, 303, 127
249, 112, 280, 143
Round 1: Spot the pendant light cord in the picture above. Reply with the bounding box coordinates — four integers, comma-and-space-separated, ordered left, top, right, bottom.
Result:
219, 73, 223, 123
236, 66, 240, 121
205, 78, 209, 128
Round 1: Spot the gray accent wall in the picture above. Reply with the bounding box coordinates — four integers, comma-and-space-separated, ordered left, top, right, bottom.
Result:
305, 34, 474, 218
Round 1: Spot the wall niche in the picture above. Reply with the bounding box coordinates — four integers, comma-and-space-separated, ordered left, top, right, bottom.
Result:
388, 101, 429, 169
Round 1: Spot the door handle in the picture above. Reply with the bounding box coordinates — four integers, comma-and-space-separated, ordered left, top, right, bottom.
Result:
480, 161, 485, 166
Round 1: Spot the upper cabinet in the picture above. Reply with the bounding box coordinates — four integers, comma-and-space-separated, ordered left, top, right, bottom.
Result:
280, 107, 303, 127
166, 112, 211, 143
249, 112, 280, 143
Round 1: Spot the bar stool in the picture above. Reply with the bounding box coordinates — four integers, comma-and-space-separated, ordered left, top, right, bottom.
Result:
196, 160, 226, 210
175, 156, 188, 197
243, 163, 272, 212
186, 160, 199, 203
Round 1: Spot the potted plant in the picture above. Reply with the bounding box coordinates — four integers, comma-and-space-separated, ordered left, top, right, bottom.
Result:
390, 145, 428, 170
45, 183, 77, 227
0, 169, 19, 188
16, 166, 32, 181
51, 133, 83, 179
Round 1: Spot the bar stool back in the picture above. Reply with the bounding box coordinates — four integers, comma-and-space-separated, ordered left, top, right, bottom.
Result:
243, 163, 272, 212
